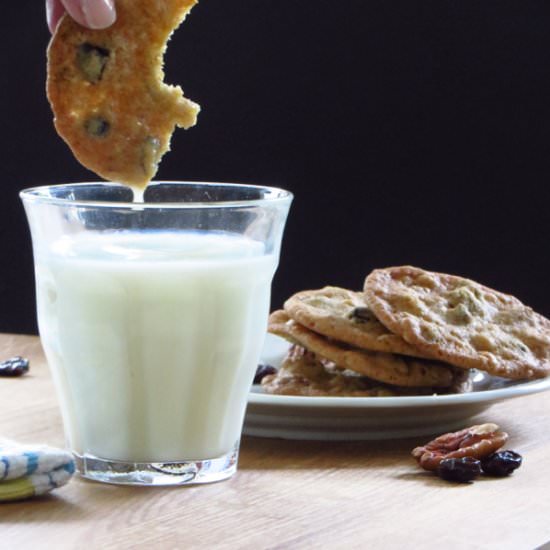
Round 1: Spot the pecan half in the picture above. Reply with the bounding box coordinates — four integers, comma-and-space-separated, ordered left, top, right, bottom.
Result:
412, 423, 509, 471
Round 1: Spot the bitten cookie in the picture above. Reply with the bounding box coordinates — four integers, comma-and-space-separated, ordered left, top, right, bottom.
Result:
284, 286, 431, 358
364, 266, 550, 379
47, 0, 200, 188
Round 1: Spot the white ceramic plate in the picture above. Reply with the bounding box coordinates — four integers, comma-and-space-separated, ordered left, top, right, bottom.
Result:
243, 334, 550, 441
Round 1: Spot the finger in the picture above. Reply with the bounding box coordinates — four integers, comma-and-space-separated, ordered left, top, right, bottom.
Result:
60, 0, 116, 30
46, 0, 66, 33
58, 0, 86, 27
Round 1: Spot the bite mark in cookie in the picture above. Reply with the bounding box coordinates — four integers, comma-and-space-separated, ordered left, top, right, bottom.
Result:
47, 0, 200, 188
364, 266, 550, 379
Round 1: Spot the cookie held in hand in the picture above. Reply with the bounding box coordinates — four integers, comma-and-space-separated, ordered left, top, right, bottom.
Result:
47, 0, 200, 188
364, 266, 550, 379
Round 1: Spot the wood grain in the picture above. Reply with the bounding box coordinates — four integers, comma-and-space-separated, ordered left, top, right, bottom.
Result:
1, 334, 550, 549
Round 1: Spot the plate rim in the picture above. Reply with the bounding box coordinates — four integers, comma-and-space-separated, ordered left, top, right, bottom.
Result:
250, 334, 550, 409
248, 375, 550, 408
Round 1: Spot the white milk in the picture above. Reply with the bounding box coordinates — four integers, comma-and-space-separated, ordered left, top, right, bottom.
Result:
35, 230, 276, 462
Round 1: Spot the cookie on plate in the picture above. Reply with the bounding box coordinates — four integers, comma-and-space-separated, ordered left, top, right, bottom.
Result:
261, 345, 401, 397
268, 309, 302, 345
47, 0, 200, 188
364, 266, 550, 379
284, 286, 431, 358
261, 344, 473, 397
268, 311, 457, 388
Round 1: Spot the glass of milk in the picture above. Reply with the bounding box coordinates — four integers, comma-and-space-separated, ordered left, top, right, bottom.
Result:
20, 181, 292, 486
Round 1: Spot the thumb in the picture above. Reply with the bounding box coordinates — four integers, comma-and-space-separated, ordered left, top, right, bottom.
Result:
46, 0, 66, 33
60, 0, 116, 30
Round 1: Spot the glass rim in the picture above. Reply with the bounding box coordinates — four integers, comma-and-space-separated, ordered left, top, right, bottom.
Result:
19, 181, 293, 210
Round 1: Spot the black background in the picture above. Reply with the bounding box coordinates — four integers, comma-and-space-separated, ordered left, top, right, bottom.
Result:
1, 0, 550, 335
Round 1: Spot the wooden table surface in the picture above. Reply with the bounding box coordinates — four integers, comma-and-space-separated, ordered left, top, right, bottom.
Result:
2, 333, 550, 550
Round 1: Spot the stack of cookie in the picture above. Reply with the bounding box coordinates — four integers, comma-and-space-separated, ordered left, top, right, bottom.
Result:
264, 266, 550, 397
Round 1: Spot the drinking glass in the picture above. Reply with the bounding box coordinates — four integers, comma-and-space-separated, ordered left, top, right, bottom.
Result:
20, 181, 292, 485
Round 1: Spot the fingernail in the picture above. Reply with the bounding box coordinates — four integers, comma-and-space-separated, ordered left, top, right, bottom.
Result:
81, 0, 116, 29
46, 0, 63, 33
46, 0, 55, 32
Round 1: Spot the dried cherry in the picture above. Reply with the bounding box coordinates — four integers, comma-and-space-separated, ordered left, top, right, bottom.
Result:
253, 364, 277, 384
0, 356, 29, 377
480, 450, 522, 477
438, 457, 482, 483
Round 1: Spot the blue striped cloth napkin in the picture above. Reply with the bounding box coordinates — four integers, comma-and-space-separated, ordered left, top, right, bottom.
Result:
0, 440, 75, 501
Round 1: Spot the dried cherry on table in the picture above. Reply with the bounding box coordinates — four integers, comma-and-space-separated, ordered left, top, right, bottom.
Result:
0, 357, 29, 377
480, 451, 523, 477
437, 457, 482, 483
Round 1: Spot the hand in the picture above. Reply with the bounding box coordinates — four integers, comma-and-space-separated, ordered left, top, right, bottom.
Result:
46, 0, 116, 33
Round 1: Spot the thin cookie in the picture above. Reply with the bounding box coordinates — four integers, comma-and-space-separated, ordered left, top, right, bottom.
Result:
268, 309, 303, 346
268, 311, 456, 387
262, 345, 424, 397
261, 344, 472, 397
364, 266, 550, 379
261, 344, 398, 397
284, 286, 431, 358
47, 0, 200, 188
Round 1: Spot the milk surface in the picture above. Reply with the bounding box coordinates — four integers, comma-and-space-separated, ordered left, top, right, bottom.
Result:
36, 230, 276, 462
